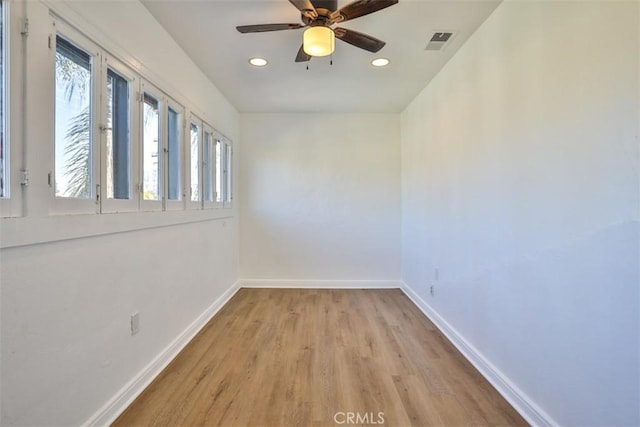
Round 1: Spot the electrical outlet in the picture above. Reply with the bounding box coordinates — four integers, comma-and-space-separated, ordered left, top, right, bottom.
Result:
430, 285, 435, 297
131, 312, 140, 336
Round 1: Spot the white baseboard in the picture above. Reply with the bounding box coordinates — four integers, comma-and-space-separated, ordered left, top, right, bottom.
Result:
401, 282, 556, 427
239, 279, 403, 289
83, 281, 241, 427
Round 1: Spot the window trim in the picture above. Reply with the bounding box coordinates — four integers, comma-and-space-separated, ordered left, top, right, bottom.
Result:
51, 22, 101, 215
99, 53, 139, 214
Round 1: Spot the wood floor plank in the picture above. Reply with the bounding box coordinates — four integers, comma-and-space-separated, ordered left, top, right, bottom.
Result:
114, 289, 527, 426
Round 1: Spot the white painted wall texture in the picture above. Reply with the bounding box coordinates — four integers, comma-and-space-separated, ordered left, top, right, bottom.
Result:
2, 0, 638, 425
0, 1, 239, 425
1, 220, 237, 425
239, 114, 401, 282
401, 1, 639, 426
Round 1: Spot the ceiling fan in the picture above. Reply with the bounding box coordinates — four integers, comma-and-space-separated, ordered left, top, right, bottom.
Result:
236, 0, 398, 62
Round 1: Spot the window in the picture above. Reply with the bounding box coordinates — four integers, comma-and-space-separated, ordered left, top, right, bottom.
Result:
189, 120, 201, 206
43, 17, 234, 221
0, 0, 6, 200
167, 106, 181, 201
203, 129, 215, 205
105, 68, 130, 200
100, 56, 138, 213
140, 85, 186, 211
55, 36, 93, 199
142, 93, 160, 201
215, 139, 222, 204
215, 135, 233, 207
165, 102, 183, 209
224, 141, 232, 206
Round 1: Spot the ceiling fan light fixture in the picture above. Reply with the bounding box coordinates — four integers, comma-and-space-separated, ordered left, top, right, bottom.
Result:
248, 57, 268, 67
371, 58, 390, 67
303, 26, 335, 57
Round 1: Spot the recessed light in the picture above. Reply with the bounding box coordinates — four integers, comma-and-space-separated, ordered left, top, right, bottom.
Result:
371, 58, 390, 67
249, 57, 268, 67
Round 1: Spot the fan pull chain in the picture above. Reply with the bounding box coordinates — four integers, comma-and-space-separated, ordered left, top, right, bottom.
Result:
330, 53, 333, 66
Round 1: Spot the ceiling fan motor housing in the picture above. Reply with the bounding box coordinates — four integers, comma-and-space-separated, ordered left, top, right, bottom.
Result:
311, 0, 338, 11
303, 10, 332, 26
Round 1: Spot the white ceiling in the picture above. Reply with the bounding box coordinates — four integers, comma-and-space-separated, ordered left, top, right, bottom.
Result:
141, 0, 501, 113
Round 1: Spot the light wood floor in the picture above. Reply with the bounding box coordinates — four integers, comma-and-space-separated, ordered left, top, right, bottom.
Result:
114, 289, 527, 426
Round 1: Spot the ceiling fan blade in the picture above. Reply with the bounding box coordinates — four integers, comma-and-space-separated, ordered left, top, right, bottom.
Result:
295, 44, 311, 62
334, 27, 386, 52
330, 0, 398, 23
288, 0, 318, 19
236, 23, 305, 33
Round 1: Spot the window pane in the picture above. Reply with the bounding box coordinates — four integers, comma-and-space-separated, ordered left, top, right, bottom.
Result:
142, 94, 160, 200
189, 123, 200, 202
203, 131, 214, 202
167, 107, 181, 201
0, 0, 6, 198
106, 69, 130, 200
55, 36, 92, 199
215, 140, 222, 204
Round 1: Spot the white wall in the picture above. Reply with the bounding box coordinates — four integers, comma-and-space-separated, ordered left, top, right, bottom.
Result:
401, 1, 639, 426
3, 0, 637, 425
1, 220, 237, 425
240, 114, 401, 283
1, 1, 239, 425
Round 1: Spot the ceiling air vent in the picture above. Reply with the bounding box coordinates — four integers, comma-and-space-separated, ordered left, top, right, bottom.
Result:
425, 32, 454, 51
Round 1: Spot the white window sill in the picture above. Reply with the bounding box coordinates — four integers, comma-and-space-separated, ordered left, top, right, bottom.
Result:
0, 209, 234, 249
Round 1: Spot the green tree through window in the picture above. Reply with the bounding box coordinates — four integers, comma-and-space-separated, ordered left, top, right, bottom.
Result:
55, 36, 92, 198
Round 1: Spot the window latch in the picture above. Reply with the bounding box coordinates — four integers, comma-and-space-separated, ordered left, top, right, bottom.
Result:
21, 19, 29, 38
21, 169, 30, 187
99, 124, 112, 133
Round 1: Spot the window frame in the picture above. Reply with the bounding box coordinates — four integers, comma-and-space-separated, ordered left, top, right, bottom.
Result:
139, 79, 163, 212
202, 124, 217, 209
52, 23, 101, 215
0, 0, 8, 202
222, 137, 233, 208
164, 97, 184, 211
99, 53, 139, 214
0, 0, 12, 217
212, 132, 233, 209
187, 114, 203, 210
